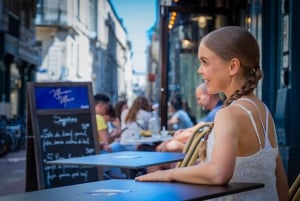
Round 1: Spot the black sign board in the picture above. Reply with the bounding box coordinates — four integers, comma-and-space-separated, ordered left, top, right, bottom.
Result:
26, 82, 101, 191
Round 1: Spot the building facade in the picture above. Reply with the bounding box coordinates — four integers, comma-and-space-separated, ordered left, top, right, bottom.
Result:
0, 0, 40, 118
35, 0, 133, 103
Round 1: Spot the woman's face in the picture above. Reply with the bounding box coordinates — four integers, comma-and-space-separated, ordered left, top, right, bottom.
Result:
197, 43, 230, 95
168, 102, 175, 114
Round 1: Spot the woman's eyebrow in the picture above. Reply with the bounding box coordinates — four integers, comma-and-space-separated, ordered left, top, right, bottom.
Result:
199, 56, 207, 61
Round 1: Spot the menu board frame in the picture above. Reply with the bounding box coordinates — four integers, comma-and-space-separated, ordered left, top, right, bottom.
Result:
25, 82, 101, 191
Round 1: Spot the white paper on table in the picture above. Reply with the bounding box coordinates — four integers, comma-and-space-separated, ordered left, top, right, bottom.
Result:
78, 188, 132, 196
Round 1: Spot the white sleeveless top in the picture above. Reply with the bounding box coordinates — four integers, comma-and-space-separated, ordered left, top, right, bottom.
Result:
205, 98, 278, 201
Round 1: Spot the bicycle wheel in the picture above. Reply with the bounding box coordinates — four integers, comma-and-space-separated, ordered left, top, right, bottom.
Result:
0, 131, 11, 157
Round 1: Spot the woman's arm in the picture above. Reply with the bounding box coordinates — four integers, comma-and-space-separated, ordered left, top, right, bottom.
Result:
136, 108, 238, 185
275, 154, 289, 201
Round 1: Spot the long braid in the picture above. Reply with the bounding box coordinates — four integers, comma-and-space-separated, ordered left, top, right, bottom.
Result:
224, 65, 262, 107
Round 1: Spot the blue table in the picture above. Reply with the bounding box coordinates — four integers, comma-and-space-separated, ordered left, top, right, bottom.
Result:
0, 179, 264, 201
46, 151, 185, 168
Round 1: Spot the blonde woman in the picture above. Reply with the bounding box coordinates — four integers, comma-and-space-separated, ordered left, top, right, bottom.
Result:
136, 26, 289, 201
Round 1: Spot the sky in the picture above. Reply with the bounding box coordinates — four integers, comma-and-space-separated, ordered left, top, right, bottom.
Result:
110, 0, 157, 73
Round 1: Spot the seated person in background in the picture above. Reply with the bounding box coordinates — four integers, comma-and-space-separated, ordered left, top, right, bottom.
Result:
94, 94, 123, 152
196, 83, 223, 123
182, 100, 197, 125
120, 96, 152, 149
158, 83, 222, 153
114, 99, 128, 125
145, 94, 196, 172
167, 94, 194, 131
103, 103, 122, 140
147, 83, 223, 172
121, 96, 152, 131
94, 93, 127, 179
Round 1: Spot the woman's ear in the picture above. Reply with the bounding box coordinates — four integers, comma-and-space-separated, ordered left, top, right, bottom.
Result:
228, 58, 240, 75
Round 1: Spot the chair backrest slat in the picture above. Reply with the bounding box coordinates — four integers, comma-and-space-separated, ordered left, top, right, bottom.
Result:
176, 122, 213, 168
288, 174, 300, 201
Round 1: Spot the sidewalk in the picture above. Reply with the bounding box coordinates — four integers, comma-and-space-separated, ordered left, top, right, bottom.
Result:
0, 149, 26, 196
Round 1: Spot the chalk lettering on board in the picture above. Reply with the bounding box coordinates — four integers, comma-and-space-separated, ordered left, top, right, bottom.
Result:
45, 165, 90, 186
53, 115, 78, 127
59, 173, 71, 180
72, 172, 80, 178
85, 148, 94, 154
39, 115, 94, 153
49, 88, 75, 108
74, 131, 88, 138
37, 114, 98, 187
80, 171, 88, 179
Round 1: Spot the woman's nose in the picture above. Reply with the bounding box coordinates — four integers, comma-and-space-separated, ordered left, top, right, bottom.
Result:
197, 66, 203, 75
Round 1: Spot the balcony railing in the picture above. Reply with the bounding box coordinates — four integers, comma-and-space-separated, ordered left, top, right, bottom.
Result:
35, 8, 68, 27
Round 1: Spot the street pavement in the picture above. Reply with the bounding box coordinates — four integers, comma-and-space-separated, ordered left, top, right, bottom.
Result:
0, 149, 26, 196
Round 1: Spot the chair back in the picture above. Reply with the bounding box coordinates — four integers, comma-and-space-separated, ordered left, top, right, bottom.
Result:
176, 122, 213, 167
287, 174, 300, 201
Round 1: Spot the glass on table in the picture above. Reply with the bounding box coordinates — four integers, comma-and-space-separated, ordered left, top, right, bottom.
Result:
160, 126, 168, 137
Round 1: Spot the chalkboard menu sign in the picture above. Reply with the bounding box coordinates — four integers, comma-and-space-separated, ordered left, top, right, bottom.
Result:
26, 82, 101, 191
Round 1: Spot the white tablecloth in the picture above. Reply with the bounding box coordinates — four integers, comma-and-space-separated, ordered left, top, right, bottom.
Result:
120, 129, 172, 145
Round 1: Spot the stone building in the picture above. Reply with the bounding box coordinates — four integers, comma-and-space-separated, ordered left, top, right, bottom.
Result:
0, 0, 41, 117
35, 0, 133, 103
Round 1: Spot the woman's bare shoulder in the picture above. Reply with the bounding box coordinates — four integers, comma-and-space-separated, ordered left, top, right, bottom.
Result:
214, 105, 249, 136
215, 105, 246, 123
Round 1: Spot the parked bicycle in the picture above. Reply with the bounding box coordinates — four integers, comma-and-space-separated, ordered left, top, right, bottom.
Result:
0, 129, 10, 157
0, 115, 26, 157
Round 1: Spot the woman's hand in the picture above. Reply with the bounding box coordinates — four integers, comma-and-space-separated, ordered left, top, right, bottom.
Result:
135, 169, 173, 182
155, 140, 170, 151
100, 143, 112, 152
110, 128, 122, 138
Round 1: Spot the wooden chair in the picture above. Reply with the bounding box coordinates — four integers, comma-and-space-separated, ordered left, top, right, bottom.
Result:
176, 122, 213, 168
287, 174, 300, 201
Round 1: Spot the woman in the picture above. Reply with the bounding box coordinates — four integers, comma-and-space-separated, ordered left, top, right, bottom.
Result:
114, 100, 128, 125
135, 26, 289, 201
167, 94, 194, 130
103, 104, 122, 139
121, 96, 151, 130
120, 96, 152, 148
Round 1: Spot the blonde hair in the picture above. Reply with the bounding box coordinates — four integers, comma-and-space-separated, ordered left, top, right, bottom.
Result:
125, 96, 150, 124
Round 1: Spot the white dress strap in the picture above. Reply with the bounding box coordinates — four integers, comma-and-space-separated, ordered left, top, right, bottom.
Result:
232, 103, 262, 148
238, 98, 266, 133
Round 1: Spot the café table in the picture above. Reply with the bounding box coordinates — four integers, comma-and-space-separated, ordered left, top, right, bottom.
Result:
0, 179, 264, 201
46, 151, 185, 169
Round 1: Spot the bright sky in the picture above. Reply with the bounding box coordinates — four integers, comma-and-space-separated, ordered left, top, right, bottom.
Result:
110, 0, 157, 73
